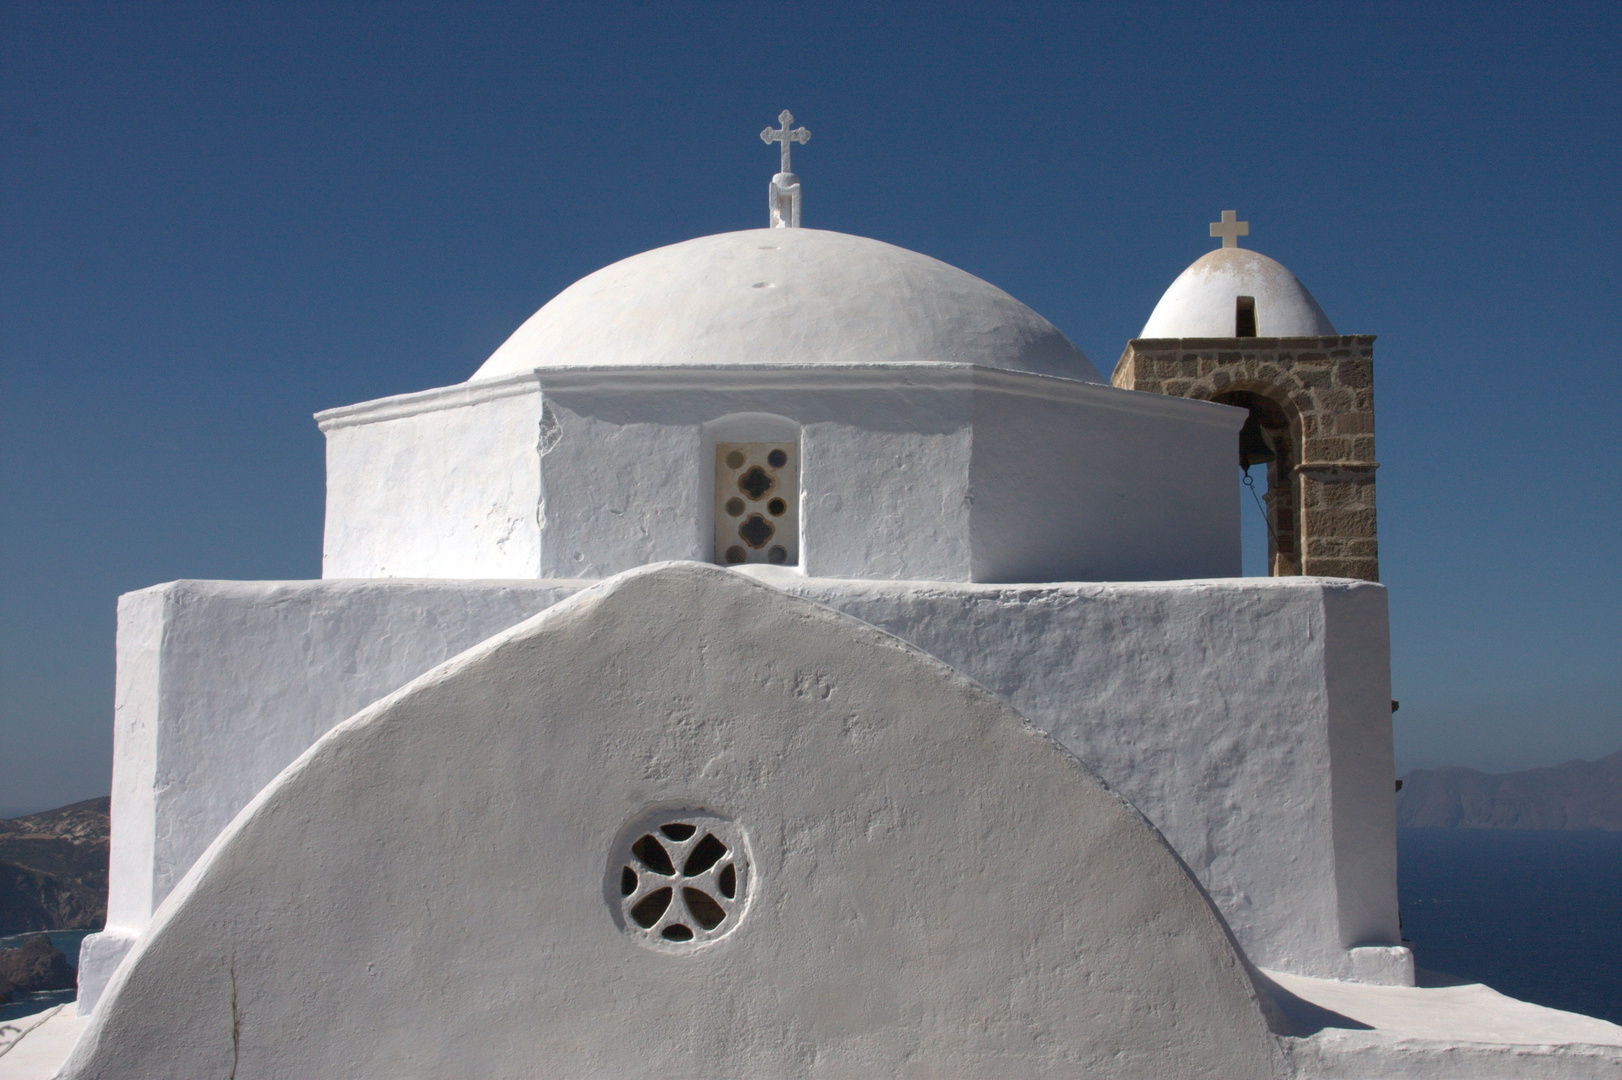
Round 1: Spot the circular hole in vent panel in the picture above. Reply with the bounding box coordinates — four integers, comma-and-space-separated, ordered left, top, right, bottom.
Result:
609, 810, 750, 953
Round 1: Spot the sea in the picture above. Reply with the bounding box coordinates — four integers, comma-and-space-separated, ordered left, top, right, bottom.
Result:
2, 833, 1618, 1027
0, 929, 92, 1024
1399, 828, 1622, 1025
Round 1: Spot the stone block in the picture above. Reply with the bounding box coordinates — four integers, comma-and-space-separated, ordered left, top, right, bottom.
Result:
1110, 355, 1134, 389
1308, 508, 1378, 536
1334, 413, 1375, 435
1315, 483, 1362, 508
1306, 556, 1349, 576
1304, 536, 1349, 558
1311, 557, 1379, 581
1295, 367, 1334, 391
1317, 388, 1356, 414
1334, 362, 1372, 389
1303, 437, 1351, 462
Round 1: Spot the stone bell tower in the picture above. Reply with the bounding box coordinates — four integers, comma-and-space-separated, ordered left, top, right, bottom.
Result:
1112, 212, 1379, 581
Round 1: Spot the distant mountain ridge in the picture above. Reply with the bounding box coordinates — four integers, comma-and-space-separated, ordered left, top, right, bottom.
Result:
1398, 751, 1621, 830
0, 796, 109, 935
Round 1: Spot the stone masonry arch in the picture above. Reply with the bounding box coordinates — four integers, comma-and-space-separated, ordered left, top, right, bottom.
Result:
1112, 336, 1378, 581
1209, 385, 1301, 575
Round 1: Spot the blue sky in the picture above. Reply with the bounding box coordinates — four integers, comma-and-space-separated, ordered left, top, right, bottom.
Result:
2, 1, 1617, 813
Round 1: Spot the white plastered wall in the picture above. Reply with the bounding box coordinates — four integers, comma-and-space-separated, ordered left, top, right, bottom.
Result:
65, 564, 1286, 1080
317, 365, 1242, 584
776, 573, 1405, 981
77, 578, 584, 1012
104, 590, 162, 933
970, 382, 1239, 581
86, 570, 1402, 1012
1323, 585, 1402, 965
320, 378, 545, 578
530, 388, 712, 578
77, 589, 167, 1011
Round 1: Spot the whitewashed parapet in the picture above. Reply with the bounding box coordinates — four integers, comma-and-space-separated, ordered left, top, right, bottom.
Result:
318, 362, 1244, 583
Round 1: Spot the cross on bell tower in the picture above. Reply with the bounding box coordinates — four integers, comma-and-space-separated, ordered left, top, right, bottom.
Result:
1210, 210, 1250, 248
760, 110, 811, 228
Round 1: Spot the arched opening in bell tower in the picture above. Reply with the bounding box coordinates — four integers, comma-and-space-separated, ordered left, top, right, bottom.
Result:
1212, 390, 1299, 576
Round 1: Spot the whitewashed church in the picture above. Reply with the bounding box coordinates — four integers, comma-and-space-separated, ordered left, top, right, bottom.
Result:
51, 114, 1621, 1078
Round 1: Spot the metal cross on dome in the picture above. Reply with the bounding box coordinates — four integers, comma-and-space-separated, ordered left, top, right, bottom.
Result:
1210, 210, 1250, 248
761, 110, 810, 174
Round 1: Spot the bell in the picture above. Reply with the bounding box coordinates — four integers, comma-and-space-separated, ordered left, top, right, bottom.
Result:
1238, 418, 1275, 470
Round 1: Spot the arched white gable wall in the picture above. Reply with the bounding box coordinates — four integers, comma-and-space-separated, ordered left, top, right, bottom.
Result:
64, 563, 1285, 1080
83, 571, 1405, 1012
703, 412, 802, 565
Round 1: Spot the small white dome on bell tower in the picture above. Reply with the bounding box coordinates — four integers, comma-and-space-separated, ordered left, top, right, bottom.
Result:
1140, 212, 1336, 339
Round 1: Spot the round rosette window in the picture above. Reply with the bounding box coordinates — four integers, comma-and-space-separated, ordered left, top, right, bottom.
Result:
609, 810, 750, 952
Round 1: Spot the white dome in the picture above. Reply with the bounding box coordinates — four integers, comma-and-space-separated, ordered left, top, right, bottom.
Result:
1140, 247, 1336, 339
471, 228, 1100, 382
